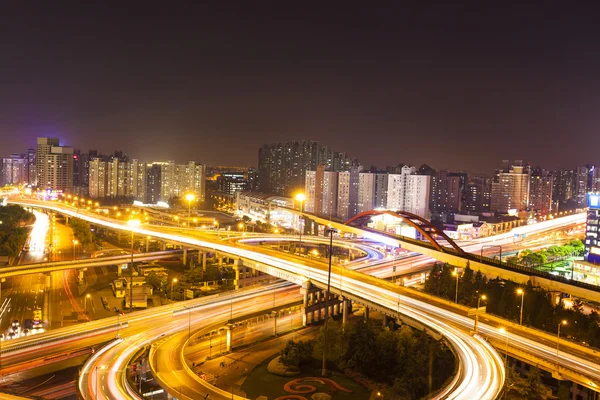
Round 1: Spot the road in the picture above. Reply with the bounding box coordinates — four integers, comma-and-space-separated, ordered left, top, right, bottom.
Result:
3, 198, 592, 398
79, 282, 299, 399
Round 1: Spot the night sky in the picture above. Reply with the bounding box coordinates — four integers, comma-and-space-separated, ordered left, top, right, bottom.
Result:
1, 3, 599, 174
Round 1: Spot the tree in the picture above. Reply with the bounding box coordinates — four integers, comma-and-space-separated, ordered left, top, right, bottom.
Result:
279, 340, 314, 368
68, 218, 93, 247
145, 272, 164, 291
315, 318, 346, 361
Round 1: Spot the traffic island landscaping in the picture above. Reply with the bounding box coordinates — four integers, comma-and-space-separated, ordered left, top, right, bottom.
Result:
242, 353, 369, 400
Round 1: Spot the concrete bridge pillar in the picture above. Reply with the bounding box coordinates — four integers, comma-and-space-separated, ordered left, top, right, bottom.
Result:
342, 298, 348, 326
234, 259, 242, 289
161, 241, 167, 251
145, 236, 150, 253
551, 292, 562, 306
218, 254, 223, 266
302, 282, 310, 327
382, 315, 388, 327
364, 307, 369, 321
183, 248, 187, 266
202, 252, 207, 271
226, 325, 232, 352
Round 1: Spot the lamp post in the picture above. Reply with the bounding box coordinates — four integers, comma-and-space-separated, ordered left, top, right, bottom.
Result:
322, 227, 337, 377
480, 245, 503, 263
171, 278, 178, 301
126, 219, 141, 312
85, 293, 91, 315
72, 239, 78, 259
185, 193, 195, 222
556, 320, 567, 374
474, 294, 486, 334
517, 288, 525, 325
295, 193, 306, 254
452, 269, 461, 303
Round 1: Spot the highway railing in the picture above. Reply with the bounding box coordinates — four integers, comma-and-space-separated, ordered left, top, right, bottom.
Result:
2, 322, 127, 356
360, 226, 600, 294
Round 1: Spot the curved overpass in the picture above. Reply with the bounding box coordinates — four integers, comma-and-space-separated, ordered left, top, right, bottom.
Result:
11, 198, 504, 399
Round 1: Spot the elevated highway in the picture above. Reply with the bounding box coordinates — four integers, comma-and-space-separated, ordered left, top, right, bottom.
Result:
293, 209, 597, 302
6, 198, 599, 396
0, 250, 186, 279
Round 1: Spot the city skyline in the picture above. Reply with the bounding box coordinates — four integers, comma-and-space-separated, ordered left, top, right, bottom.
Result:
2, 4, 600, 172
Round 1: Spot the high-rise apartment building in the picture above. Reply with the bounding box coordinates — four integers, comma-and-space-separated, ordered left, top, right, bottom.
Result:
386, 166, 431, 218
89, 159, 107, 198
490, 161, 530, 213
553, 169, 574, 205
304, 165, 338, 218
0, 154, 28, 186
258, 141, 356, 197
129, 160, 147, 201
357, 172, 376, 213
529, 168, 553, 214
145, 164, 162, 204
430, 170, 462, 214
36, 137, 74, 192
159, 161, 206, 202
573, 166, 589, 208
374, 173, 388, 209
463, 176, 492, 213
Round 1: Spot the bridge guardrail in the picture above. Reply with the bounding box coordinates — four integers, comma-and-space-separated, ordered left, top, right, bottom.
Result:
2, 322, 127, 355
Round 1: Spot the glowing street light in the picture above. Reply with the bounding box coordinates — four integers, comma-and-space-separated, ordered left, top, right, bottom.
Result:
517, 288, 525, 325
474, 294, 486, 334
185, 193, 195, 221
85, 293, 91, 314
295, 193, 306, 253
557, 320, 567, 373
322, 227, 338, 377
171, 278, 178, 300
452, 269, 461, 303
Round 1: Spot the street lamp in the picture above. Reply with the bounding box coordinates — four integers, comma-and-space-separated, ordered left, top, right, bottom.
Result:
322, 227, 337, 377
85, 293, 91, 315
185, 193, 195, 221
126, 219, 141, 312
295, 193, 306, 254
517, 288, 525, 325
474, 294, 486, 334
452, 268, 461, 303
171, 278, 178, 301
556, 320, 567, 373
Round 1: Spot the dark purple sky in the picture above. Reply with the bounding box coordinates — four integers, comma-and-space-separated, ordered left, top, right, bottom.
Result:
1, 2, 599, 174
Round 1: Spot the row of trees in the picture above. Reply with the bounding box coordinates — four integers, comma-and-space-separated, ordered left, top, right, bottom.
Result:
281, 318, 455, 399
0, 205, 34, 260
68, 217, 94, 247
341, 321, 454, 399
424, 262, 600, 347
505, 239, 584, 268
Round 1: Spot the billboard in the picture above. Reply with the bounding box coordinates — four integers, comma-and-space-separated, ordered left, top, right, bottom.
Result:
588, 193, 600, 209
